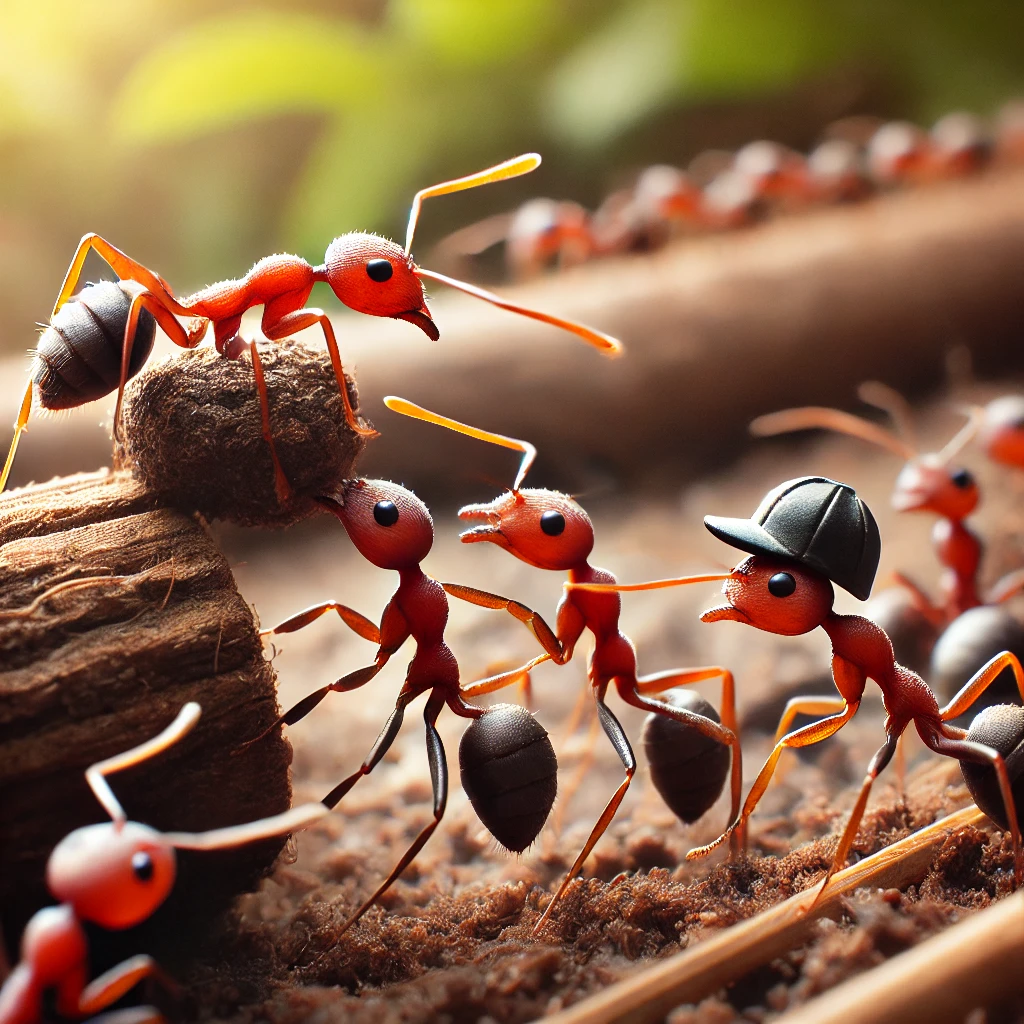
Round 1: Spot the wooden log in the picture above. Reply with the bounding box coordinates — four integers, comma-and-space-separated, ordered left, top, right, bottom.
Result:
0, 470, 291, 965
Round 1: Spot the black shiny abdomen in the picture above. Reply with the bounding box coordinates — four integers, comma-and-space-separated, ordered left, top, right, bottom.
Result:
642, 689, 730, 824
32, 281, 157, 410
460, 703, 557, 853
960, 703, 1024, 831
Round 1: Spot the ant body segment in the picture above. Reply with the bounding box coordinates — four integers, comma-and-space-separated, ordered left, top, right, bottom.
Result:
255, 477, 557, 935
0, 703, 326, 1024
1, 154, 620, 499
384, 396, 742, 934
571, 476, 1024, 902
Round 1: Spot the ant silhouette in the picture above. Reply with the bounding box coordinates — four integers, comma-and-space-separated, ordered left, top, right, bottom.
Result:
254, 479, 557, 937
0, 702, 326, 1024
384, 396, 742, 934
1, 154, 620, 499
570, 476, 1024, 903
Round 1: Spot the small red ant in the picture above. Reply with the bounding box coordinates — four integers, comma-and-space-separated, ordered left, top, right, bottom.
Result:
0, 703, 327, 1024
255, 478, 557, 935
570, 476, 1024, 902
1, 154, 621, 499
384, 396, 743, 934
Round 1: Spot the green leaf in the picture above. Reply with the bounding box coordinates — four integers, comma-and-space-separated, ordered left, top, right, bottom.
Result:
110, 10, 396, 142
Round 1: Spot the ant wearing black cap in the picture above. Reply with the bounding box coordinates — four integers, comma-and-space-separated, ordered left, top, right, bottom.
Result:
572, 476, 1024, 902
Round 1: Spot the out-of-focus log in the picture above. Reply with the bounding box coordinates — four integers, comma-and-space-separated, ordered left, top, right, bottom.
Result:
0, 470, 290, 963
3, 171, 1024, 504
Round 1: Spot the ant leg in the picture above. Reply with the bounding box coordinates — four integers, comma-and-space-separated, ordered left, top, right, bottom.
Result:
688, 700, 860, 861
260, 601, 380, 643
807, 730, 901, 910
85, 1009, 165, 1024
246, 341, 291, 504
534, 685, 635, 935
53, 234, 189, 319
769, 695, 849, 788
443, 583, 564, 661
461, 653, 551, 700
626, 672, 742, 850
0, 380, 33, 491
334, 691, 448, 934
940, 652, 1024, 719
77, 955, 179, 1017
988, 567, 1024, 605
892, 571, 945, 627
926, 729, 1023, 885
262, 308, 375, 438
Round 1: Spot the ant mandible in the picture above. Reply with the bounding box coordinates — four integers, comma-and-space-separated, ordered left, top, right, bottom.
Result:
254, 477, 557, 936
1, 154, 621, 500
384, 396, 743, 934
0, 703, 327, 1024
570, 476, 1024, 902
749, 382, 1024, 626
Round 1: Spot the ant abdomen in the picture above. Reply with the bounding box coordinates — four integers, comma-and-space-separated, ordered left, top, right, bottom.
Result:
643, 690, 731, 823
459, 703, 557, 853
33, 281, 156, 411
959, 703, 1024, 831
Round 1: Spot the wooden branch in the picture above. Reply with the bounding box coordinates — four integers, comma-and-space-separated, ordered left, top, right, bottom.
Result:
545, 806, 988, 1024
0, 470, 291, 964
774, 889, 1024, 1024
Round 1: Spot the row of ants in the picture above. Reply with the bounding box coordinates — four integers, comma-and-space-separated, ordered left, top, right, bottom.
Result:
2, 150, 1023, 1023
437, 101, 1024, 280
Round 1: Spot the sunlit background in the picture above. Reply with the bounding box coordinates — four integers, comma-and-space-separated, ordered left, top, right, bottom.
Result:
2, 0, 1024, 356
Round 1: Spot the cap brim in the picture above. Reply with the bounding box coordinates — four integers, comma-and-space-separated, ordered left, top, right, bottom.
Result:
704, 515, 799, 562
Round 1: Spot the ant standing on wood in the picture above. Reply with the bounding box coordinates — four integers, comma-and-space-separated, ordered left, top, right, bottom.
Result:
1, 154, 621, 500
571, 476, 1024, 903
0, 703, 326, 1024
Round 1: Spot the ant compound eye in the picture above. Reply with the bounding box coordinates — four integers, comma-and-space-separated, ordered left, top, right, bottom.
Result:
767, 572, 796, 598
366, 259, 394, 283
373, 500, 400, 527
950, 468, 974, 489
540, 510, 566, 536
131, 851, 154, 883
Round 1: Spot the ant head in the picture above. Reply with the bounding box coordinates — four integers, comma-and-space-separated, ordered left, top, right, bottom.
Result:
47, 822, 176, 929
868, 121, 931, 183
701, 555, 834, 636
323, 233, 438, 340
321, 479, 433, 570
892, 454, 978, 518
978, 395, 1024, 469
459, 488, 594, 571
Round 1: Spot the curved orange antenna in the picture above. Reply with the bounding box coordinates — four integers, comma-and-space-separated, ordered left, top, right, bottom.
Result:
165, 802, 328, 850
568, 572, 734, 593
414, 267, 622, 355
86, 703, 202, 828
405, 153, 541, 255
937, 406, 983, 464
385, 395, 535, 491
857, 381, 919, 451
750, 407, 915, 460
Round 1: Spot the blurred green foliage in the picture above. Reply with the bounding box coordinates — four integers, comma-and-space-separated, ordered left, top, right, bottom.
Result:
1, 0, 1023, 351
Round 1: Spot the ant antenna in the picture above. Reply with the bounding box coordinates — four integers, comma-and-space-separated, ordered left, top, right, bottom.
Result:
405, 154, 541, 256
570, 571, 734, 594
857, 381, 919, 451
385, 396, 536, 492
86, 702, 202, 829
750, 406, 915, 460
163, 802, 328, 850
937, 406, 983, 463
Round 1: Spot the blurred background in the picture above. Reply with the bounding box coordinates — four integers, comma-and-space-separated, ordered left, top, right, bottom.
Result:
3, 0, 1024, 350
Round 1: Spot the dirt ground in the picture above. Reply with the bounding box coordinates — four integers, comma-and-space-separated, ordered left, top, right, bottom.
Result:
159, 389, 1024, 1023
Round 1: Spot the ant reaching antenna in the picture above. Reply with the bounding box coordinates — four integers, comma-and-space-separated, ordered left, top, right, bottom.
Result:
1, 154, 621, 500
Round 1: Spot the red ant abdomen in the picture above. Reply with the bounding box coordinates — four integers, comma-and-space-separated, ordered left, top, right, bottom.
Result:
642, 690, 731, 823
959, 703, 1024, 831
459, 703, 557, 853
33, 281, 157, 411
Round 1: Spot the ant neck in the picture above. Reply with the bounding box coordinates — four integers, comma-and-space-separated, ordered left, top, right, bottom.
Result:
566, 561, 595, 582
312, 264, 329, 283
398, 565, 427, 585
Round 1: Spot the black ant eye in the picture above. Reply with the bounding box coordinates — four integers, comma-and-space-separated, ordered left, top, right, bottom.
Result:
132, 851, 154, 883
366, 259, 393, 282
540, 510, 565, 536
373, 500, 399, 527
768, 572, 796, 598
950, 468, 973, 489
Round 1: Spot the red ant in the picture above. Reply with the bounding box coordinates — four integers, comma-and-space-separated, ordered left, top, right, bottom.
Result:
976, 394, 1024, 471
570, 476, 1024, 902
1, 154, 620, 499
254, 478, 557, 936
0, 703, 326, 1024
384, 396, 743, 934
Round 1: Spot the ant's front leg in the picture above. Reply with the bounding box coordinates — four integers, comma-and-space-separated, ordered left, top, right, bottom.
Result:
77, 955, 180, 1019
